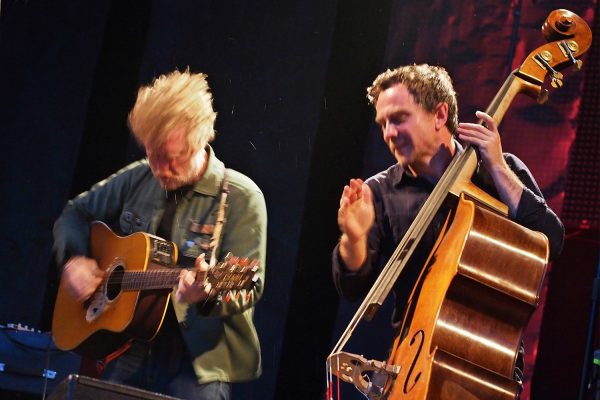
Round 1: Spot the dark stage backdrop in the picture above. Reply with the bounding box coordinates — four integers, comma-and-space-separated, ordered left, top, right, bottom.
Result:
1, 1, 338, 399
1, 1, 599, 400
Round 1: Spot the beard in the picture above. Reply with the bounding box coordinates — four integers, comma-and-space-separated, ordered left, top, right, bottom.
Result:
149, 147, 207, 190
155, 164, 202, 190
157, 176, 190, 190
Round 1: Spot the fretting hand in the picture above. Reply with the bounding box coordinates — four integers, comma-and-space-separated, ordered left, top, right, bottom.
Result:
176, 253, 213, 303
456, 110, 506, 174
456, 110, 524, 216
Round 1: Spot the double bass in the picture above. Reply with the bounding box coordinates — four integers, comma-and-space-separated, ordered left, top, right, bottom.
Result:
328, 9, 592, 400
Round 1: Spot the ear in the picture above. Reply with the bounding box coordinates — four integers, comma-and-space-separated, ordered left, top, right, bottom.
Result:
433, 102, 449, 131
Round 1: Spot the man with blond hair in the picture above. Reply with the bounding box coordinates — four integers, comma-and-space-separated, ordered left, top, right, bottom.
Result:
54, 69, 267, 400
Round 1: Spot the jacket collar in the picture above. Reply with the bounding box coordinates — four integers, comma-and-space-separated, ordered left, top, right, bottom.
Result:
190, 145, 225, 197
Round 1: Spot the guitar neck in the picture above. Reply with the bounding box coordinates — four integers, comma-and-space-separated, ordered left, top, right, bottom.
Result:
116, 267, 181, 292
109, 263, 257, 293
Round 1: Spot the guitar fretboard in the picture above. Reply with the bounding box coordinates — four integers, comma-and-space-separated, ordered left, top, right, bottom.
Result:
112, 268, 180, 291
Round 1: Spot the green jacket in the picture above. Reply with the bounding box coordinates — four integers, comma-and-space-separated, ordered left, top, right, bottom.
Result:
53, 146, 267, 383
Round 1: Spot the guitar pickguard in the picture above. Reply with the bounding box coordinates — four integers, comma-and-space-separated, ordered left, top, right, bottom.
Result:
85, 258, 125, 323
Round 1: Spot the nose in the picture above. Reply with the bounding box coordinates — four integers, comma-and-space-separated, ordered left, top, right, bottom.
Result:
383, 120, 397, 140
154, 159, 169, 174
152, 158, 175, 176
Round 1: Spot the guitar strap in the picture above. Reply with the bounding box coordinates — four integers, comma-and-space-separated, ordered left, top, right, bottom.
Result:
157, 168, 229, 267
209, 168, 229, 268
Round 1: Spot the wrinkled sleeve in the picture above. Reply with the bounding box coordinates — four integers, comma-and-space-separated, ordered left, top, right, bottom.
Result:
332, 244, 378, 301
199, 183, 267, 317
52, 163, 137, 269
506, 154, 565, 261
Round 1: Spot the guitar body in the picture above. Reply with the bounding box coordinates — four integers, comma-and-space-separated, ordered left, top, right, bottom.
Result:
52, 222, 172, 359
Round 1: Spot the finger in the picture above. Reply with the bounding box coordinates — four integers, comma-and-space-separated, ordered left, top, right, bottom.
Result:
342, 184, 354, 198
175, 287, 184, 303
458, 134, 486, 148
341, 185, 352, 204
194, 252, 206, 269
340, 196, 350, 209
179, 269, 187, 280
184, 271, 195, 285
361, 183, 372, 204
475, 110, 497, 132
349, 179, 363, 193
457, 122, 487, 134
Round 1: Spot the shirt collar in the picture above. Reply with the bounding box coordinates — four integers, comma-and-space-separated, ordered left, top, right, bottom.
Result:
392, 138, 463, 187
190, 145, 225, 197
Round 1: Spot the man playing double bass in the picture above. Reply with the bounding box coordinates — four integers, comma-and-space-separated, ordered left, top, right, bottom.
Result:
332, 64, 564, 383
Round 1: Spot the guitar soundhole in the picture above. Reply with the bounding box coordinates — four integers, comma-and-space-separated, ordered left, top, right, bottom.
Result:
106, 265, 124, 300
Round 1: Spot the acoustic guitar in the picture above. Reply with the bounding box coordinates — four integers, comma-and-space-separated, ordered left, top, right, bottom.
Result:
52, 221, 259, 359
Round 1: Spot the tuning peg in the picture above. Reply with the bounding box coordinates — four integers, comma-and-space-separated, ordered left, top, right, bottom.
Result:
225, 292, 231, 302
559, 40, 583, 71
551, 73, 564, 88
534, 53, 565, 89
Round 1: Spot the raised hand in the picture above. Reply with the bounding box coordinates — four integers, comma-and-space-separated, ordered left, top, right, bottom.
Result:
338, 179, 375, 271
338, 179, 375, 240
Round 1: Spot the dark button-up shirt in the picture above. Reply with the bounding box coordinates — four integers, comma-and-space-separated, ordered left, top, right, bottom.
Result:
332, 149, 564, 326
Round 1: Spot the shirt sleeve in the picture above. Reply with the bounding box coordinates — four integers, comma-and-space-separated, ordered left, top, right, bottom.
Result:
506, 155, 565, 261
52, 162, 141, 269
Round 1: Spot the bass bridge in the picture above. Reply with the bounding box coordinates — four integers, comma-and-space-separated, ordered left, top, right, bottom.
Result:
327, 352, 400, 400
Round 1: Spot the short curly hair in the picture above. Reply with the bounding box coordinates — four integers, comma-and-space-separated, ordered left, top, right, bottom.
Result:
128, 69, 217, 151
367, 64, 458, 133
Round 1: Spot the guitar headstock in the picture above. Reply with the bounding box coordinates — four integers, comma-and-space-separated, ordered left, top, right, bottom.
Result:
207, 252, 260, 300
515, 9, 592, 103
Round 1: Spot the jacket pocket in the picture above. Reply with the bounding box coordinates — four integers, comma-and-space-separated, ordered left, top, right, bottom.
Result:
119, 210, 149, 234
